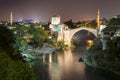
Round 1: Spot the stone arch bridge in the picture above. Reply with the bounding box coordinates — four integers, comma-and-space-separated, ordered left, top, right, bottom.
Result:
58, 27, 98, 46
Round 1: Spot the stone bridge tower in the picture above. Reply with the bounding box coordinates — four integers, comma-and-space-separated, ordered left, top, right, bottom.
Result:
49, 15, 68, 41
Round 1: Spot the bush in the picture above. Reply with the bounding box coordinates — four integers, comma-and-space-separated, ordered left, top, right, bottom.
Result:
0, 49, 38, 80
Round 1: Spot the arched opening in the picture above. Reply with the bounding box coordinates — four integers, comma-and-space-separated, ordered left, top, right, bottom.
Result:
71, 30, 96, 47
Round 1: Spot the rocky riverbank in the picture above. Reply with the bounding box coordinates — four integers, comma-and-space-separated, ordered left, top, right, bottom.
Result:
21, 43, 67, 62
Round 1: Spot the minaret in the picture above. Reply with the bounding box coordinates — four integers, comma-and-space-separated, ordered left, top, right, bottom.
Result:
10, 11, 13, 25
97, 9, 100, 30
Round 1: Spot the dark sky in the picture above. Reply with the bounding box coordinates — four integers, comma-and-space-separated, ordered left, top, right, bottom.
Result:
0, 0, 120, 22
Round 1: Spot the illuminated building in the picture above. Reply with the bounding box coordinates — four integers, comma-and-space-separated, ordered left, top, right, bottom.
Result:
51, 15, 61, 25
49, 15, 68, 41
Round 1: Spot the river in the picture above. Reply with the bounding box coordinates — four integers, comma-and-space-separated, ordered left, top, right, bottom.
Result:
31, 47, 119, 80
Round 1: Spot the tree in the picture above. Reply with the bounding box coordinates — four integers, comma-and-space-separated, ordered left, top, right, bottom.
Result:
0, 49, 38, 80
75, 21, 86, 27
89, 20, 97, 28
0, 25, 38, 80
0, 26, 21, 59
64, 19, 76, 29
108, 17, 120, 26
75, 20, 97, 28
30, 27, 49, 48
0, 26, 14, 52
13, 24, 49, 51
13, 25, 32, 51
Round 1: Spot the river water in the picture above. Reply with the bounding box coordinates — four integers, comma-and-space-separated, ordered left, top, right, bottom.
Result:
31, 47, 119, 80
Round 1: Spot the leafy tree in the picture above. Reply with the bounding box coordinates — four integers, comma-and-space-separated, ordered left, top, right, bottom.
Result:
75, 20, 97, 28
76, 21, 82, 27
88, 20, 97, 28
0, 25, 38, 80
13, 24, 49, 50
30, 27, 49, 48
0, 26, 21, 59
108, 17, 120, 26
64, 19, 76, 29
85, 37, 120, 73
76, 21, 87, 27
50, 40, 67, 50
0, 49, 38, 80
13, 25, 31, 51
101, 18, 108, 25
0, 26, 14, 53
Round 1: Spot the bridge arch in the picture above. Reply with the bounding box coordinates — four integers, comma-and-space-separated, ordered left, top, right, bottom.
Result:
63, 27, 98, 46
69, 27, 98, 41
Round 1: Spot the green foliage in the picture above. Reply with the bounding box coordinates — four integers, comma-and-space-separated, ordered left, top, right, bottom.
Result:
85, 43, 103, 65
0, 26, 22, 60
32, 28, 48, 42
31, 27, 49, 47
84, 37, 120, 74
0, 49, 38, 80
75, 20, 97, 28
0, 26, 14, 54
88, 20, 97, 28
20, 40, 28, 47
105, 37, 120, 61
108, 17, 120, 26
13, 25, 30, 51
51, 40, 67, 50
0, 26, 38, 80
64, 19, 76, 29
13, 25, 49, 49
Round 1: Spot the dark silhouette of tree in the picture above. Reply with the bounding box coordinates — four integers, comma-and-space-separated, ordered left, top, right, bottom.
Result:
0, 26, 14, 55
75, 21, 83, 27
75, 20, 97, 28
101, 18, 108, 25
29, 27, 49, 48
64, 19, 76, 29
108, 17, 120, 26
0, 26, 22, 60
89, 20, 97, 28
0, 49, 38, 80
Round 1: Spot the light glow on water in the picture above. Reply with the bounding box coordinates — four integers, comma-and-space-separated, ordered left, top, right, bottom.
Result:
32, 48, 119, 80
48, 49, 86, 80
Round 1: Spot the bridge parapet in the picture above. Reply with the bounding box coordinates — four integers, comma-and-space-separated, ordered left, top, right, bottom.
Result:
62, 27, 98, 46
69, 27, 98, 39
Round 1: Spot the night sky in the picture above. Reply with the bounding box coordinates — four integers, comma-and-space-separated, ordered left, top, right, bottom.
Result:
0, 0, 120, 22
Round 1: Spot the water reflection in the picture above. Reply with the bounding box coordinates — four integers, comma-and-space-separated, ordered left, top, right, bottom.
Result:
85, 65, 120, 80
48, 50, 71, 80
32, 48, 120, 80
40, 49, 85, 80
49, 54, 52, 63
42, 54, 45, 63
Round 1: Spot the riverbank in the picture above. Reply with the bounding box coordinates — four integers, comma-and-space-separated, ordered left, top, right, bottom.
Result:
21, 42, 68, 62
83, 37, 120, 79
84, 59, 120, 80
